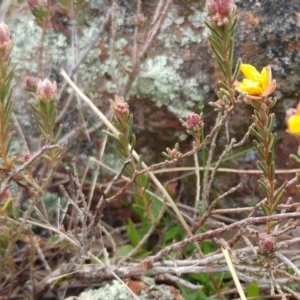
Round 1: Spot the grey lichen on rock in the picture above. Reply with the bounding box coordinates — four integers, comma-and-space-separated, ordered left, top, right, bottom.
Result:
64, 278, 182, 300
64, 280, 133, 300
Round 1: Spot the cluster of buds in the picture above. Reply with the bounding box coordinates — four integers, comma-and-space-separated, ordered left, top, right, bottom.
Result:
162, 143, 182, 160
110, 95, 130, 120
36, 78, 57, 101
206, 0, 236, 26
210, 96, 232, 112
180, 112, 204, 145
0, 22, 12, 63
258, 233, 276, 254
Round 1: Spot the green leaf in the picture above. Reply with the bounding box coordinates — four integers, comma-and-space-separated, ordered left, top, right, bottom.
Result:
257, 161, 267, 176
130, 134, 136, 153
102, 130, 119, 140
261, 203, 269, 215
209, 42, 224, 66
219, 81, 230, 92
208, 36, 223, 54
250, 127, 262, 141
229, 16, 239, 34
127, 218, 140, 247
267, 113, 275, 131
205, 21, 222, 38
258, 178, 270, 197
266, 150, 274, 166
150, 196, 163, 219
268, 132, 277, 150
163, 225, 181, 244
272, 181, 288, 211
253, 140, 265, 158
116, 244, 134, 256
54, 124, 63, 143
247, 283, 259, 297
228, 38, 234, 67
232, 58, 241, 82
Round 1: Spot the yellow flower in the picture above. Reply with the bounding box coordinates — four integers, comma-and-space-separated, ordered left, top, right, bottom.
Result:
237, 64, 276, 98
286, 103, 300, 135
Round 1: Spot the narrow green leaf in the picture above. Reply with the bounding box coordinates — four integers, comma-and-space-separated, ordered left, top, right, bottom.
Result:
209, 43, 224, 66
219, 81, 230, 92
228, 38, 234, 67
253, 140, 265, 158
35, 121, 48, 139
208, 36, 223, 54
261, 203, 269, 216
290, 154, 300, 164
232, 58, 242, 82
268, 132, 277, 150
257, 161, 267, 176
205, 21, 222, 38
54, 124, 63, 143
229, 16, 239, 34
266, 150, 274, 166
268, 97, 277, 110
250, 127, 262, 141
102, 130, 119, 140
130, 134, 136, 153
267, 113, 275, 131
272, 181, 288, 211
258, 178, 270, 197
127, 218, 140, 247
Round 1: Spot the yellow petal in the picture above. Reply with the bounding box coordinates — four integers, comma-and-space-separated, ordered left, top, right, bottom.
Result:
260, 67, 269, 91
240, 64, 261, 81
287, 115, 300, 135
260, 80, 276, 97
238, 79, 262, 96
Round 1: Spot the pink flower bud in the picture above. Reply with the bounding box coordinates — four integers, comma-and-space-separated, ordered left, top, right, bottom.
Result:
110, 95, 129, 117
207, 0, 233, 17
135, 14, 145, 26
258, 233, 276, 253
206, 0, 235, 25
36, 79, 57, 100
1, 188, 11, 200
0, 22, 10, 48
285, 108, 297, 121
25, 76, 37, 91
24, 153, 31, 162
185, 112, 202, 129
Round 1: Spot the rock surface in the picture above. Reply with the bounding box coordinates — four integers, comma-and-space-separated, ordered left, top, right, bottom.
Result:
7, 0, 300, 212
